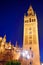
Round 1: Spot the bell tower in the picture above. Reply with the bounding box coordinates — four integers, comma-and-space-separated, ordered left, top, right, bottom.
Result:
23, 5, 40, 65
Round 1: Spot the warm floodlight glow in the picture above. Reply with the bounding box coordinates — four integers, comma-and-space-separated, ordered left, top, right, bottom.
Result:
42, 64, 43, 65
21, 50, 33, 60
27, 54, 30, 59
8, 47, 11, 49
25, 50, 28, 54
22, 52, 26, 57
21, 50, 31, 59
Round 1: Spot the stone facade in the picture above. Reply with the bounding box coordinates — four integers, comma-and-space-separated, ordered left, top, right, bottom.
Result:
23, 5, 40, 65
0, 35, 21, 65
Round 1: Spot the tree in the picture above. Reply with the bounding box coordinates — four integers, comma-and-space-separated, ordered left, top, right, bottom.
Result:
5, 61, 11, 65
5, 60, 21, 65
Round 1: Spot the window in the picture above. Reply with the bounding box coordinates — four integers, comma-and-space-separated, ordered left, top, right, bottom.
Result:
29, 18, 31, 22
34, 19, 36, 21
30, 61, 32, 65
25, 20, 28, 23
29, 47, 32, 50
32, 19, 36, 22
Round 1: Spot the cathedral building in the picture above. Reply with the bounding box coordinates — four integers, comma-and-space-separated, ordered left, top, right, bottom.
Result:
0, 5, 40, 65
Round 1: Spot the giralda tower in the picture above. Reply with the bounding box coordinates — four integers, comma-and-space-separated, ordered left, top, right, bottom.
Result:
23, 5, 40, 65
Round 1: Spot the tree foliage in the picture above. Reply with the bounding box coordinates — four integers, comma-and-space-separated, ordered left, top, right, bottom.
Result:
5, 60, 21, 65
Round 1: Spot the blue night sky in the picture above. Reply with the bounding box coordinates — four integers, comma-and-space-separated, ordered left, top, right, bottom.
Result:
0, 0, 43, 62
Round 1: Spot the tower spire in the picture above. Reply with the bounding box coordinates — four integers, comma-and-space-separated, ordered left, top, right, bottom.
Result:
15, 41, 18, 48
27, 5, 35, 16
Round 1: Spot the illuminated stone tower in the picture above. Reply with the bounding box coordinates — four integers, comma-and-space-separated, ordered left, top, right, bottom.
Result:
23, 5, 40, 65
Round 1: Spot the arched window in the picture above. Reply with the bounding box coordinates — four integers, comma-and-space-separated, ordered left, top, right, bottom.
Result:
29, 18, 31, 22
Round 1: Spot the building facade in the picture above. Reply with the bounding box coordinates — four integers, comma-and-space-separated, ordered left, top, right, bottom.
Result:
23, 5, 40, 65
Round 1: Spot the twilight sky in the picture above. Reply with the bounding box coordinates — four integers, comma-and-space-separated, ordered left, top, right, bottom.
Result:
0, 0, 43, 62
